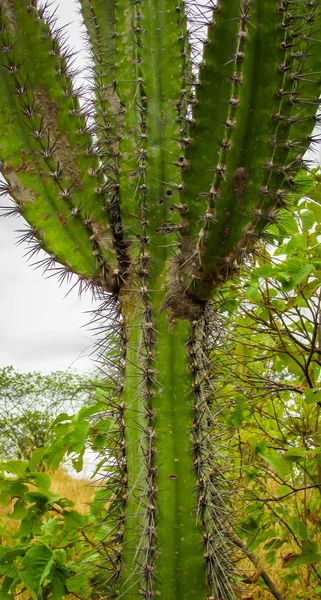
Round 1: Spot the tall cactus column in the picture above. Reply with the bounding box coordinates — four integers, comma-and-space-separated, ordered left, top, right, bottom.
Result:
1, 1, 321, 599
120, 302, 207, 600
115, 3, 210, 595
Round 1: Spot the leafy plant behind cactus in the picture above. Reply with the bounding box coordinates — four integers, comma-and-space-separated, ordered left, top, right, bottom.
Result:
1, 1, 321, 598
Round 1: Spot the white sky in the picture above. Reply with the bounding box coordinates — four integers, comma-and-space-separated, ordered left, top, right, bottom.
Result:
0, 0, 97, 374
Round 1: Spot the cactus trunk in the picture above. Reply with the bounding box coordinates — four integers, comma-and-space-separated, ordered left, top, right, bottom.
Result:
1, 1, 321, 598
121, 307, 206, 599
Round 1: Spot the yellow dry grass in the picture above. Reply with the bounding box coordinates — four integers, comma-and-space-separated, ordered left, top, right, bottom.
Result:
1, 470, 319, 599
0, 467, 95, 525
0, 469, 96, 600
49, 468, 97, 514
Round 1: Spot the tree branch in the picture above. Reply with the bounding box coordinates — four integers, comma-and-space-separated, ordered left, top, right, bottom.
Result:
254, 483, 321, 503
232, 535, 285, 600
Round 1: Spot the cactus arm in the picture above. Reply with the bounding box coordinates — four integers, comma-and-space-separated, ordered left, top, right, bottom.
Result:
181, 1, 321, 300
192, 1, 282, 286
0, 1, 118, 288
114, 0, 141, 243
182, 2, 241, 232
79, 0, 130, 277
114, 0, 185, 255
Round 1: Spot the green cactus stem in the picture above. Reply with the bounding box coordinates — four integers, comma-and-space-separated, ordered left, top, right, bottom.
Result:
1, 1, 321, 599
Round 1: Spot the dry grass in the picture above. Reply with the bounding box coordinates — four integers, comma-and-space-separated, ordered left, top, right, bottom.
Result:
0, 468, 95, 526
1, 471, 319, 599
49, 468, 96, 514
0, 469, 96, 599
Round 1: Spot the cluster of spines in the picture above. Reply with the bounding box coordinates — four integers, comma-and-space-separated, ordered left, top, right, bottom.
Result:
187, 311, 237, 600
83, 296, 128, 597
137, 254, 158, 600
80, 0, 131, 284
184, 0, 218, 68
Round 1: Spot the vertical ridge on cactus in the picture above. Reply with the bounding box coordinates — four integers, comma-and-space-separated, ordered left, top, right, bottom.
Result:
1, 1, 321, 599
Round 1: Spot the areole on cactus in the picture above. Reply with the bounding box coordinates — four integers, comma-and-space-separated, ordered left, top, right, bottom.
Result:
0, 1, 321, 599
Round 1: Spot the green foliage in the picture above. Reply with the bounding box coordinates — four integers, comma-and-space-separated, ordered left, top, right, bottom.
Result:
0, 389, 112, 600
0, 367, 95, 461
211, 196, 321, 596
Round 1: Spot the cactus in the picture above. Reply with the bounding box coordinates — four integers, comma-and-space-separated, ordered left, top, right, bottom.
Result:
1, 1, 321, 598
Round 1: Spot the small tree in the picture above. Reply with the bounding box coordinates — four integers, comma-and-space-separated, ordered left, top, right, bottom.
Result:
0, 366, 94, 461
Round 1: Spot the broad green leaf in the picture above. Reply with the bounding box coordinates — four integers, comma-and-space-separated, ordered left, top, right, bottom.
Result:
0, 545, 29, 564
0, 461, 28, 477
283, 448, 306, 463
66, 573, 85, 594
306, 199, 321, 224
300, 209, 315, 233
276, 212, 298, 234
286, 234, 307, 253
64, 510, 88, 531
287, 258, 304, 276
75, 401, 106, 421
52, 413, 72, 426
291, 265, 313, 287
42, 518, 59, 536
286, 552, 321, 567
244, 285, 262, 305
252, 264, 276, 278
304, 388, 321, 404
263, 538, 286, 551
65, 420, 91, 454
44, 443, 65, 470
95, 387, 110, 401
28, 448, 46, 471
19, 545, 54, 600
259, 450, 288, 478
8, 499, 27, 520
31, 472, 51, 491
50, 567, 69, 600
286, 541, 321, 567
25, 490, 60, 507
289, 518, 308, 541
265, 550, 276, 565
56, 497, 74, 509
54, 549, 66, 568
0, 480, 28, 504
71, 450, 85, 473
280, 265, 313, 292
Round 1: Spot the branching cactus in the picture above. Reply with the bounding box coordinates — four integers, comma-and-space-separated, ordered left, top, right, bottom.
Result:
1, 1, 321, 598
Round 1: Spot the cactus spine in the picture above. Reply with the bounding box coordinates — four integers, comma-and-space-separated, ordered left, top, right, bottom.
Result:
1, 1, 321, 598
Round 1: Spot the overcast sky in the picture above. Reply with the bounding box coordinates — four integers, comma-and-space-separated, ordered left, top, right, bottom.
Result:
0, 0, 98, 374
